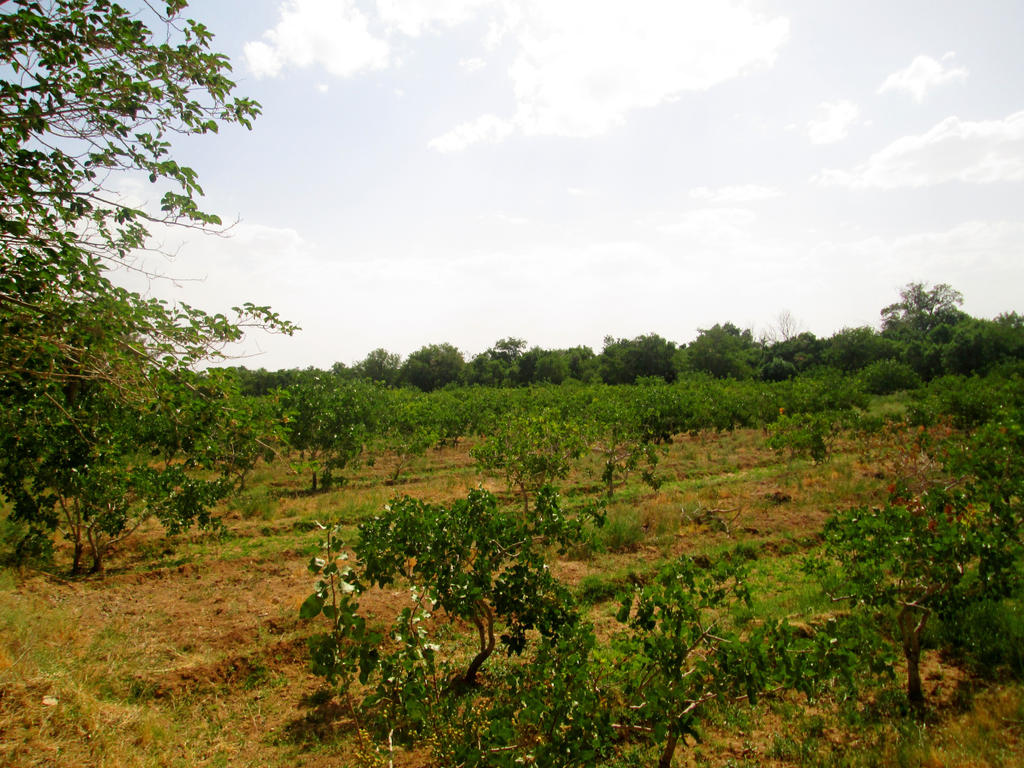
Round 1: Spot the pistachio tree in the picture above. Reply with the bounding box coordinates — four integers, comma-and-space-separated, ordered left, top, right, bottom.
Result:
471, 408, 587, 514
301, 488, 600, 740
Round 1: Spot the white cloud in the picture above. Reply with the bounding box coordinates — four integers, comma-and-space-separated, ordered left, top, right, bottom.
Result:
459, 56, 487, 73
511, 1, 788, 138
480, 211, 529, 225
807, 100, 859, 144
250, 1, 789, 148
243, 40, 281, 79
811, 221, 1020, 270
113, 221, 314, 324
884, 220, 1024, 272
375, 0, 494, 36
878, 53, 968, 103
430, 0, 788, 149
817, 110, 1024, 188
689, 184, 782, 203
428, 113, 515, 152
244, 0, 388, 79
651, 207, 757, 240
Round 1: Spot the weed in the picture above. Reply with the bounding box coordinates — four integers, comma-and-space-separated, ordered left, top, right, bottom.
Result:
242, 661, 277, 690
232, 487, 277, 520
595, 507, 646, 552
577, 573, 626, 605
767, 733, 804, 761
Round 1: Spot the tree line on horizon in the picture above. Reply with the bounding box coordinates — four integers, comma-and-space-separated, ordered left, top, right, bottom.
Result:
232, 282, 1024, 394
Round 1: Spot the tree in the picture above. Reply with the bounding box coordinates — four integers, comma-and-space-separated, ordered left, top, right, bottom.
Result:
467, 352, 507, 387
400, 343, 465, 391
614, 557, 830, 768
767, 330, 823, 372
1, 0, 288, 388
230, 365, 299, 397
490, 337, 527, 365
599, 333, 677, 384
532, 349, 570, 384
467, 338, 526, 386
512, 345, 541, 385
177, 371, 286, 492
0, 1, 293, 567
683, 323, 759, 379
810, 437, 1023, 707
878, 281, 969, 378
471, 408, 587, 515
585, 389, 661, 497
355, 348, 402, 386
301, 488, 595, 741
822, 326, 896, 372
284, 373, 382, 491
375, 389, 439, 484
763, 309, 804, 343
358, 488, 585, 685
561, 345, 599, 382
426, 389, 473, 447
881, 282, 965, 338
859, 359, 921, 394
759, 355, 797, 382
941, 317, 1024, 376
0, 366, 268, 573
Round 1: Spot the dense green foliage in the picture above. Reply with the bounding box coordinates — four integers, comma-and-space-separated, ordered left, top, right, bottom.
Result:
233, 283, 1024, 394
0, 0, 293, 569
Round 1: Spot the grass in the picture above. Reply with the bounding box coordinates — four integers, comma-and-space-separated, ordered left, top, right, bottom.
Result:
1, 423, 1022, 767
740, 552, 831, 620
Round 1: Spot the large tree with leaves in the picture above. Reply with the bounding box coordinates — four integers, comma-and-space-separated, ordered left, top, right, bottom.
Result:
881, 282, 965, 338
0, 1, 293, 567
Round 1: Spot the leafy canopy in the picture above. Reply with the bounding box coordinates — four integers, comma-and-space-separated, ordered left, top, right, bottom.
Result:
1, 0, 292, 388
0, 0, 294, 568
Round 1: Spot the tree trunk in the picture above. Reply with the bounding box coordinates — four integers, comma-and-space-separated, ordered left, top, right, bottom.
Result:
464, 600, 496, 685
390, 455, 405, 485
87, 527, 105, 575
71, 539, 84, 576
899, 606, 927, 706
658, 730, 680, 768
89, 546, 104, 575
61, 499, 84, 576
311, 470, 317, 492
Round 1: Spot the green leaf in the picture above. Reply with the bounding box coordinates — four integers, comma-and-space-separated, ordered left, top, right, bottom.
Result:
615, 595, 632, 623
299, 594, 324, 620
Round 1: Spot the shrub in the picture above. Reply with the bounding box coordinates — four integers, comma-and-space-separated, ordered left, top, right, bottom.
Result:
860, 359, 922, 395
938, 596, 1024, 679
766, 411, 847, 463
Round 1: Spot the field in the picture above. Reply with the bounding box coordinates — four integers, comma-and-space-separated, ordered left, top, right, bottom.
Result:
2, 410, 1022, 768
5, 4, 1024, 766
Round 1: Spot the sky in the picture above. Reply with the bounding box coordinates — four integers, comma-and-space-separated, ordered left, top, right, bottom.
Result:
118, 0, 1024, 370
